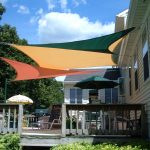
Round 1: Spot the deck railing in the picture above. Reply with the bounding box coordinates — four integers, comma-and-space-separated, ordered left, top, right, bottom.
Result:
3, 103, 144, 137
62, 104, 146, 137
0, 104, 22, 134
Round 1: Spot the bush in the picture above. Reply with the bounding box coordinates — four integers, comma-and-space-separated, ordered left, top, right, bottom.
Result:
0, 134, 21, 150
51, 142, 95, 150
51, 141, 149, 150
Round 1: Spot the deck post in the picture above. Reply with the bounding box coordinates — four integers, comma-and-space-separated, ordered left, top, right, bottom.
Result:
141, 105, 147, 138
18, 104, 23, 134
82, 110, 85, 134
61, 104, 66, 137
7, 107, 11, 132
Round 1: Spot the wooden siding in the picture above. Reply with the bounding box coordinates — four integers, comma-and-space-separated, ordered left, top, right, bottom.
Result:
121, 10, 150, 138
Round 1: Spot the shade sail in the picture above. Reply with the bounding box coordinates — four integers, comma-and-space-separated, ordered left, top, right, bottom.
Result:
11, 44, 116, 69
0, 57, 98, 81
74, 76, 119, 89
9, 27, 135, 70
30, 27, 135, 54
7, 94, 33, 104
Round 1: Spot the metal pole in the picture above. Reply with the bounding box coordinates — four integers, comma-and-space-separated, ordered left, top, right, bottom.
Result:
4, 78, 7, 103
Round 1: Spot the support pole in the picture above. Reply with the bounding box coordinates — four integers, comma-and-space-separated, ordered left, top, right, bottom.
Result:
4, 78, 7, 103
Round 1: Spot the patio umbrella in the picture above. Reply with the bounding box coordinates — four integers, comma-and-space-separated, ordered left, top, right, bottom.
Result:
7, 94, 33, 104
74, 76, 119, 89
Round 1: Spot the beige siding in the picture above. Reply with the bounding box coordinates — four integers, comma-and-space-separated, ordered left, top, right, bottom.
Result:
123, 14, 150, 137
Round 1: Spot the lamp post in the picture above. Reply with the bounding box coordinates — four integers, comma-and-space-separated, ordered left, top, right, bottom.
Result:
4, 78, 7, 103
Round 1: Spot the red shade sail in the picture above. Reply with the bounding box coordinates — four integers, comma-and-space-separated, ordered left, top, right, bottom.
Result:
0, 57, 97, 81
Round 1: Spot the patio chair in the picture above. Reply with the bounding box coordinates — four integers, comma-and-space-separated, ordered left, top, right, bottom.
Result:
32, 115, 50, 129
48, 105, 61, 130
37, 116, 50, 129
32, 105, 61, 130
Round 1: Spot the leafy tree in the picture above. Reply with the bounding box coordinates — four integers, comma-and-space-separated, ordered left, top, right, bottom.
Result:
0, 3, 5, 20
0, 3, 64, 111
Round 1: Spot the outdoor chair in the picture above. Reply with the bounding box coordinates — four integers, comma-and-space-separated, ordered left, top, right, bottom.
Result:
48, 105, 61, 130
49, 115, 61, 130
31, 105, 61, 130
32, 115, 50, 129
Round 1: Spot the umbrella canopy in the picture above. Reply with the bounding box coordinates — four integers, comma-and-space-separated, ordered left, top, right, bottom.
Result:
7, 94, 33, 104
74, 76, 119, 89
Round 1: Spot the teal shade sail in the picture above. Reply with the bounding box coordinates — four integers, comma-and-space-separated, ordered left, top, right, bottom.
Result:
30, 27, 135, 54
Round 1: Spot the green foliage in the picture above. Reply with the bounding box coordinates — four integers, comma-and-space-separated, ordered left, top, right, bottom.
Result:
52, 142, 94, 150
0, 3, 5, 20
0, 134, 21, 150
51, 141, 150, 150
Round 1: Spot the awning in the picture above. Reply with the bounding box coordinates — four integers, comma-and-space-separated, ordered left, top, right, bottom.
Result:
9, 27, 134, 70
0, 57, 98, 81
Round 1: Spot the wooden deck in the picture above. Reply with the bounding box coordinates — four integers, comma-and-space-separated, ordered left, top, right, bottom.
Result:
22, 128, 61, 135
0, 103, 147, 147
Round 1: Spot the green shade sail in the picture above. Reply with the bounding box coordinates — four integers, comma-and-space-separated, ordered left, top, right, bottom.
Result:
30, 27, 135, 54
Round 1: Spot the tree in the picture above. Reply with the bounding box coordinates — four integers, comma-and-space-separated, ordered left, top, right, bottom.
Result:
0, 3, 5, 20
0, 3, 64, 111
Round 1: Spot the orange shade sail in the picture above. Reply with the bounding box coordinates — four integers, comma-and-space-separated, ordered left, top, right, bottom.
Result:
11, 44, 116, 70
0, 57, 98, 81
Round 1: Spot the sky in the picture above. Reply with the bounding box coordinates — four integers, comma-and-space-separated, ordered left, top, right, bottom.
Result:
0, 0, 130, 44
0, 0, 130, 81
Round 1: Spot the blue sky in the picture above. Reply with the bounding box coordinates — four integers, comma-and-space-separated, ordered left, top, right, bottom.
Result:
0, 0, 130, 44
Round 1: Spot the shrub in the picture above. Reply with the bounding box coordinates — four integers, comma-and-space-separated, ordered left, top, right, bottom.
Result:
0, 134, 21, 150
51, 142, 95, 150
51, 142, 149, 150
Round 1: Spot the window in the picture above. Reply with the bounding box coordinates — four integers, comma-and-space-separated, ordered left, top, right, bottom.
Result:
142, 30, 149, 81
70, 89, 76, 103
129, 67, 132, 96
70, 89, 82, 104
105, 89, 111, 103
105, 88, 118, 104
112, 88, 118, 103
76, 89, 82, 103
134, 51, 138, 90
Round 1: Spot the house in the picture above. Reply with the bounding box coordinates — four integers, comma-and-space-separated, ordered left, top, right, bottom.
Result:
64, 68, 122, 104
117, 0, 150, 138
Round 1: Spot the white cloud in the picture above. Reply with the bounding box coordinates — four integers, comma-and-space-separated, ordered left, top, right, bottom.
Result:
30, 16, 38, 24
59, 0, 70, 12
17, 5, 30, 14
46, 0, 55, 10
12, 4, 30, 14
30, 8, 44, 24
60, 0, 67, 9
36, 8, 44, 15
73, 0, 87, 7
38, 12, 115, 43
0, 0, 7, 5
